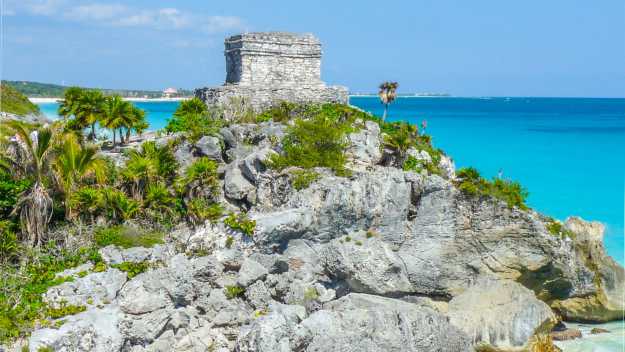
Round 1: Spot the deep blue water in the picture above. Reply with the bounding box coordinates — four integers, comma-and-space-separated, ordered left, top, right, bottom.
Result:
36, 97, 625, 264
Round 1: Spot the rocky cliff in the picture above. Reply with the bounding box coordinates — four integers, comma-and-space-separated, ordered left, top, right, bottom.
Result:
22, 114, 624, 352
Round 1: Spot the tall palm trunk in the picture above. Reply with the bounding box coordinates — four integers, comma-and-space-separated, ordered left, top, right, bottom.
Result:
19, 182, 53, 247
382, 103, 389, 122
126, 128, 131, 144
119, 128, 125, 144
90, 123, 97, 140
112, 129, 116, 146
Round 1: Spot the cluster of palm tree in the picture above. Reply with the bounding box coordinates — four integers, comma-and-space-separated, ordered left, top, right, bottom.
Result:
59, 88, 148, 146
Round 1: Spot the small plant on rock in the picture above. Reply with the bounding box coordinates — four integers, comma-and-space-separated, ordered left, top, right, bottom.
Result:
111, 261, 150, 279
224, 213, 256, 237
224, 285, 245, 299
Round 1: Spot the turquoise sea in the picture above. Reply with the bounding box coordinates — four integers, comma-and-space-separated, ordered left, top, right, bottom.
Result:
35, 97, 625, 351
37, 97, 625, 265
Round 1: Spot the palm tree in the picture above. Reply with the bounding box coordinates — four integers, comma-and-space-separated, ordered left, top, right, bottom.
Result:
378, 82, 399, 122
58, 87, 84, 122
53, 134, 106, 220
384, 122, 417, 166
75, 90, 105, 140
174, 98, 207, 118
123, 105, 147, 144
1, 122, 56, 246
101, 95, 131, 146
120, 141, 177, 200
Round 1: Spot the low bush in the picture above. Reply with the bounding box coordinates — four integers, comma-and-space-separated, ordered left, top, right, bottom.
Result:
165, 98, 223, 142
224, 213, 256, 237
269, 112, 351, 176
455, 167, 529, 209
94, 225, 164, 249
186, 199, 223, 225
546, 220, 576, 240
46, 301, 86, 319
290, 169, 320, 190
111, 261, 150, 279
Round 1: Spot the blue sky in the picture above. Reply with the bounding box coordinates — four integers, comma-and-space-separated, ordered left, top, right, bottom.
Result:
2, 0, 624, 97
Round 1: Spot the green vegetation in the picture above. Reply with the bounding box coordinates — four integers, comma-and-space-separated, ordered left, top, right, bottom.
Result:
58, 88, 148, 145
456, 167, 529, 209
225, 235, 234, 248
94, 226, 164, 249
546, 220, 576, 240
303, 287, 319, 301
290, 169, 320, 190
46, 301, 86, 319
3, 80, 193, 99
0, 245, 103, 343
0, 83, 41, 116
111, 261, 150, 279
224, 285, 246, 299
224, 213, 256, 237
187, 199, 223, 226
165, 98, 222, 142
268, 104, 358, 176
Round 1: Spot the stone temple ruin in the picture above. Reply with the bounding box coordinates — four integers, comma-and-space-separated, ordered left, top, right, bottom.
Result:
195, 32, 348, 112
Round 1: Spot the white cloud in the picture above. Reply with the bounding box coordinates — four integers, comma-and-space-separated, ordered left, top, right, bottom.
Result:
6, 1, 245, 34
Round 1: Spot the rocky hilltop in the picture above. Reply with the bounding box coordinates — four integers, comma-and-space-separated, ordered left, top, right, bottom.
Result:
22, 112, 624, 352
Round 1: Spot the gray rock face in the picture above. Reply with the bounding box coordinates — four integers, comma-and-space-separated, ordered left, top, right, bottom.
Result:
448, 278, 556, 349
224, 161, 256, 202
195, 135, 223, 162
346, 120, 382, 169
237, 258, 269, 287
45, 269, 126, 308
241, 148, 277, 184
29, 305, 123, 352
237, 294, 471, 352
321, 237, 413, 295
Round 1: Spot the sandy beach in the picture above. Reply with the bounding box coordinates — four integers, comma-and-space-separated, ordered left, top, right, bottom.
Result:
29, 97, 190, 103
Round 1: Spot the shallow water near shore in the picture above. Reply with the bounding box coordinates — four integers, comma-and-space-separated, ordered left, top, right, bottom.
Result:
554, 321, 624, 351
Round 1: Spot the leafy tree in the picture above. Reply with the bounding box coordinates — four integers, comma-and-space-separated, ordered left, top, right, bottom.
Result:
378, 81, 398, 122
53, 134, 106, 220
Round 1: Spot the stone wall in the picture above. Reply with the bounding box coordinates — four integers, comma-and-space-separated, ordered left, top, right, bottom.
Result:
196, 32, 348, 114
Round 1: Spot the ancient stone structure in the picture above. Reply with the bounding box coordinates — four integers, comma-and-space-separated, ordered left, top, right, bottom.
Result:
196, 32, 348, 112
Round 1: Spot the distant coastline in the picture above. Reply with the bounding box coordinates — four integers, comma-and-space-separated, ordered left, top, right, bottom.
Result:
29, 97, 190, 103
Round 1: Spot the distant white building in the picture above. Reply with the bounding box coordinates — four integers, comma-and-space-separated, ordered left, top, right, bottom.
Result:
163, 87, 178, 98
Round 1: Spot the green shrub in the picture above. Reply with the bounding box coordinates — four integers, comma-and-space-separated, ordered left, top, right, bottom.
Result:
290, 169, 320, 190
94, 225, 164, 249
0, 83, 41, 116
111, 261, 150, 279
0, 221, 20, 263
345, 236, 352, 242
224, 285, 245, 299
455, 167, 528, 209
225, 236, 234, 248
269, 112, 351, 175
165, 98, 223, 142
186, 199, 223, 225
46, 302, 86, 319
224, 213, 256, 237
365, 230, 376, 238
0, 172, 32, 219
546, 220, 576, 240
0, 245, 103, 344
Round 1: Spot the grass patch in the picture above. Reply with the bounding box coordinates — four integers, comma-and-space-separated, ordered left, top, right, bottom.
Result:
94, 225, 164, 249
290, 169, 320, 190
455, 167, 529, 209
111, 261, 150, 279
